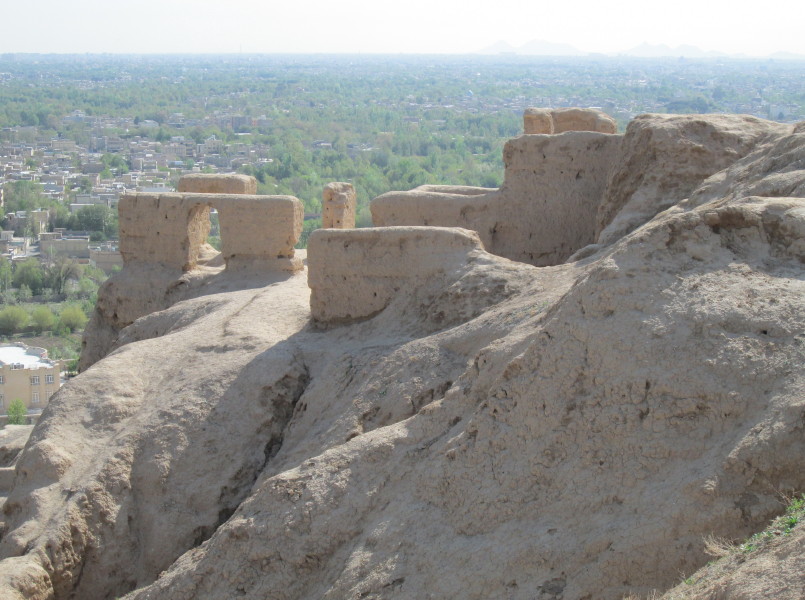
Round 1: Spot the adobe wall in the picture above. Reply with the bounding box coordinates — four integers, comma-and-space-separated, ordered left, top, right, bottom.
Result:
82, 181, 305, 371
119, 192, 304, 272
307, 226, 484, 323
371, 189, 499, 249
371, 131, 622, 267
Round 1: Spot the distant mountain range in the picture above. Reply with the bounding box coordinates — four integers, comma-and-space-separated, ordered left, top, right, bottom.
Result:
477, 40, 805, 60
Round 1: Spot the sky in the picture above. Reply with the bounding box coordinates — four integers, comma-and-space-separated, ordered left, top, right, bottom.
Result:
2, 0, 804, 57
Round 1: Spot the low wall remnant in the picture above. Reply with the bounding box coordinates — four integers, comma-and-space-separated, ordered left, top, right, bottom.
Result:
177, 173, 257, 195
307, 226, 484, 324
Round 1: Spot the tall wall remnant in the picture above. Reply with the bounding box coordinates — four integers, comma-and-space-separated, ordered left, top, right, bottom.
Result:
322, 182, 357, 229
372, 110, 790, 267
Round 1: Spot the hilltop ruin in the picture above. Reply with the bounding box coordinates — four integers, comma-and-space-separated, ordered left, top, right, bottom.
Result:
1, 110, 804, 600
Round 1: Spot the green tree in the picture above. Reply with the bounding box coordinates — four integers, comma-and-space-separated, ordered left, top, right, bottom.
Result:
31, 306, 57, 333
6, 399, 27, 424
0, 306, 29, 335
2, 180, 45, 214
59, 304, 88, 332
0, 257, 11, 292
45, 258, 82, 296
12, 259, 45, 295
70, 205, 118, 239
16, 284, 32, 302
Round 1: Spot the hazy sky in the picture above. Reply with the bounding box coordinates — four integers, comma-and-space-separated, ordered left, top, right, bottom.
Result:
2, 0, 803, 56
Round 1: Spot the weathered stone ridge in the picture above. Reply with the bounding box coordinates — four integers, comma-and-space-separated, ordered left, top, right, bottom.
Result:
307, 226, 485, 323
177, 173, 257, 195
322, 182, 357, 229
119, 192, 304, 271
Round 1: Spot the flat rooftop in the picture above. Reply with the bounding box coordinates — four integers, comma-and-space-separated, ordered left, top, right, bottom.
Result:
0, 345, 54, 369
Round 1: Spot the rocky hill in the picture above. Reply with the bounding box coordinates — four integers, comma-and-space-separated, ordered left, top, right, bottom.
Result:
0, 113, 803, 600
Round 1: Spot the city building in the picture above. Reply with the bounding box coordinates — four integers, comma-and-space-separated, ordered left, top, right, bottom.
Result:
0, 343, 62, 416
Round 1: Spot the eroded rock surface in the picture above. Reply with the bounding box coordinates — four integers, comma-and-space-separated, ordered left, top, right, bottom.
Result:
595, 113, 790, 246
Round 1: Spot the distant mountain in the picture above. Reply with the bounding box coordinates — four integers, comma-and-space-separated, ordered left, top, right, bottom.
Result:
478, 39, 585, 56
479, 41, 518, 54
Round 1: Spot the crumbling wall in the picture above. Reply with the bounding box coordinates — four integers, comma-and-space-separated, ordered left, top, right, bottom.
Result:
119, 192, 303, 272
307, 226, 485, 323
495, 132, 622, 265
594, 114, 792, 246
371, 189, 499, 248
372, 131, 622, 266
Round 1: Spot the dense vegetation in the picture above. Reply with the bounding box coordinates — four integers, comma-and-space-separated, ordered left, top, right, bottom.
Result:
0, 256, 105, 368
1, 54, 802, 219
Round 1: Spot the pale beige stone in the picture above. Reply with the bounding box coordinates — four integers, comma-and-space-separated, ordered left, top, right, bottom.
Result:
177, 173, 257, 195
371, 189, 498, 246
322, 182, 357, 229
119, 192, 303, 271
81, 192, 304, 369
523, 107, 554, 134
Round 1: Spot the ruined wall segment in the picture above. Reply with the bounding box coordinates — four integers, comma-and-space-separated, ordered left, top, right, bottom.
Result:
371, 188, 499, 249
119, 192, 304, 272
523, 108, 554, 134
372, 131, 622, 267
322, 182, 357, 229
177, 173, 257, 195
118, 193, 211, 271
550, 107, 617, 134
307, 226, 485, 324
